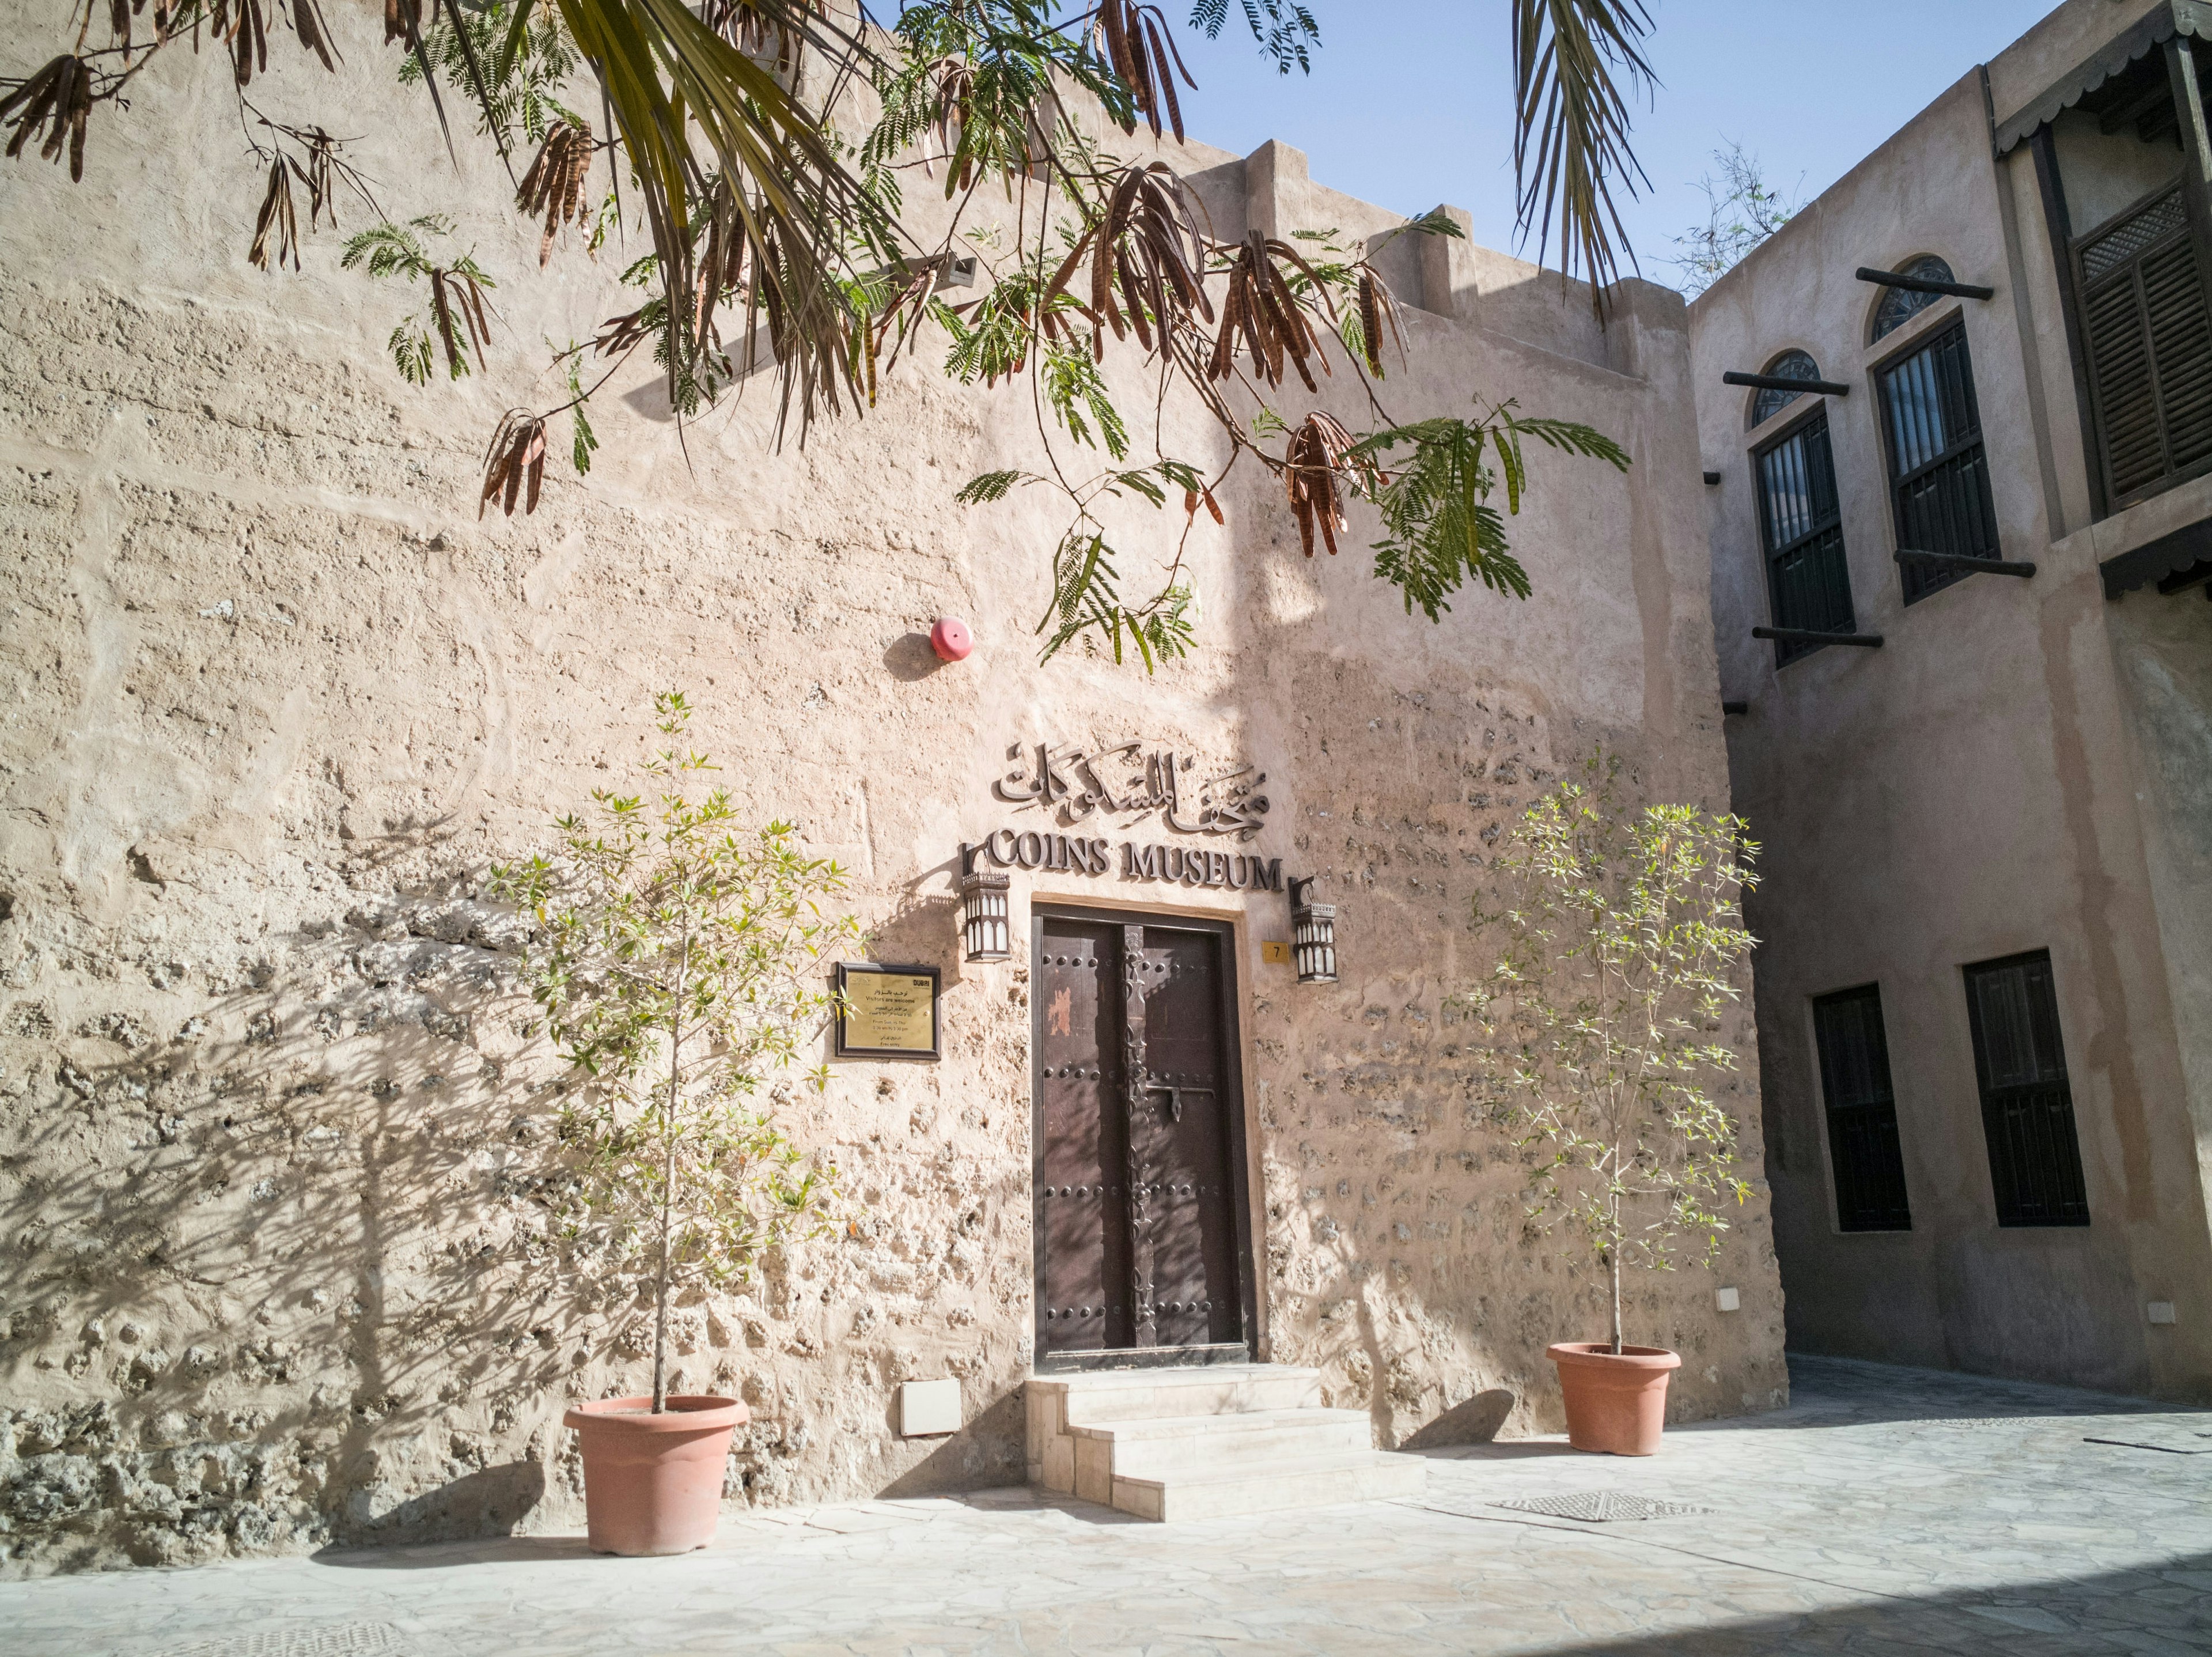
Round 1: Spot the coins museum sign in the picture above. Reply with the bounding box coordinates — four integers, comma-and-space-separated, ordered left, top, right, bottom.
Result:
965, 738, 1284, 891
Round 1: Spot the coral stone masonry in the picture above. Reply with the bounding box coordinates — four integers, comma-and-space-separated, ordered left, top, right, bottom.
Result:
0, 3, 1783, 1575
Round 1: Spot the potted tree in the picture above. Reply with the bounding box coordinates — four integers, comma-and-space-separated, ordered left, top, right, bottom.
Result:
1466, 754, 1759, 1456
494, 692, 860, 1554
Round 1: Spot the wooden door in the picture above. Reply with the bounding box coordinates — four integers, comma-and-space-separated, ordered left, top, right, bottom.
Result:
1035, 915, 1132, 1354
1034, 910, 1248, 1365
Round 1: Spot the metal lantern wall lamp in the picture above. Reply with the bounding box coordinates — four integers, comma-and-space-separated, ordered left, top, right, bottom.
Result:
959, 843, 1011, 962
1289, 877, 1337, 985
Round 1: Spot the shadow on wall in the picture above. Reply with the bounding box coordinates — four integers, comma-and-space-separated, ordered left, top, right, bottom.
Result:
1, 883, 611, 1571
882, 633, 953, 684
1, 850, 994, 1572
1399, 1389, 1517, 1450
876, 1390, 1025, 1499
864, 868, 964, 988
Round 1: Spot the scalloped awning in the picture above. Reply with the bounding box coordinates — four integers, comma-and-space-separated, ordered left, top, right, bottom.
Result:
2101, 514, 2212, 597
1993, 1, 2212, 155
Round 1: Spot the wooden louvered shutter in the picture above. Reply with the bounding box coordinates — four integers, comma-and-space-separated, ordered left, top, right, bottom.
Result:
1963, 952, 2089, 1228
2076, 188, 2212, 504
1812, 985, 1912, 1233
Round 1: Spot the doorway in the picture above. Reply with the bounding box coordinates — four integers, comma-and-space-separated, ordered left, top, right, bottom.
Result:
1031, 906, 1255, 1370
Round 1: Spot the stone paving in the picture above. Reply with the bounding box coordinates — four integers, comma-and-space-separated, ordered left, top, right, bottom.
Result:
6, 1354, 2211, 1656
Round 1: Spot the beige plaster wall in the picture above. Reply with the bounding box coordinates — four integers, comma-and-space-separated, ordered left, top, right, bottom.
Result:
0, 5, 1782, 1574
1690, 39, 2212, 1400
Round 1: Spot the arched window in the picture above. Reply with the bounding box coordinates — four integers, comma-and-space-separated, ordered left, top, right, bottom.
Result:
1750, 350, 1821, 428
1872, 256, 1956, 340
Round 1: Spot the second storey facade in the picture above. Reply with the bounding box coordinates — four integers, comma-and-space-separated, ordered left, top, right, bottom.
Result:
1690, 0, 2212, 1401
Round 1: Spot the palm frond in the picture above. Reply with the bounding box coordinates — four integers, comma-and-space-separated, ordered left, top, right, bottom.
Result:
525, 0, 902, 430
1511, 0, 1655, 311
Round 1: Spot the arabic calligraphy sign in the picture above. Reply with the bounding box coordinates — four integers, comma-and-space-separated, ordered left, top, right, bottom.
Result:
993, 740, 1269, 840
971, 735, 1283, 892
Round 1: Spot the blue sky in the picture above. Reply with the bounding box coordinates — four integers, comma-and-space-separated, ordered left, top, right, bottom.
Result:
1159, 1, 2056, 289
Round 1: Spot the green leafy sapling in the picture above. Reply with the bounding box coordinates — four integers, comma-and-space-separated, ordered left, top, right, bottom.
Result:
493, 692, 863, 1412
1464, 752, 1759, 1355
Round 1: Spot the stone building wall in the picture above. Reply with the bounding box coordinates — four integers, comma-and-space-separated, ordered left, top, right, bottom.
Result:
0, 3, 1783, 1573
1691, 0, 2212, 1401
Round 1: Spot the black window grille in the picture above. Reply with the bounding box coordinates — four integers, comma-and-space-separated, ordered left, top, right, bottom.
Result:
1754, 411, 1855, 663
1812, 985, 1912, 1232
1878, 319, 2001, 602
2075, 187, 2212, 506
1872, 256, 1957, 340
1963, 951, 2090, 1227
1749, 349, 1821, 428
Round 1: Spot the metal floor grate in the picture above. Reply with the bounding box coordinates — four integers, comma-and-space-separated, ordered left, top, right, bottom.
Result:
1490, 1491, 1713, 1523
151, 1625, 411, 1657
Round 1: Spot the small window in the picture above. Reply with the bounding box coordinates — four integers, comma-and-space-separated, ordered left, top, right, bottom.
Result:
1872, 256, 1956, 341
1749, 349, 1821, 428
1812, 985, 1912, 1232
1878, 319, 2001, 601
1963, 951, 2090, 1227
1753, 410, 1856, 663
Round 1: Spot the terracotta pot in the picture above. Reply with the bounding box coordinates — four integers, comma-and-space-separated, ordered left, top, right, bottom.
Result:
1546, 1342, 1681, 1456
563, 1394, 748, 1556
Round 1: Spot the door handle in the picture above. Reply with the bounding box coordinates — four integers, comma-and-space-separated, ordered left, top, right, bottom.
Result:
1146, 1083, 1214, 1123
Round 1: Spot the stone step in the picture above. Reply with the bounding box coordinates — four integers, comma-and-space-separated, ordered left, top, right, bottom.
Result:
1071, 1408, 1374, 1477
1037, 1364, 1324, 1428
1029, 1364, 1415, 1520
1109, 1449, 1428, 1522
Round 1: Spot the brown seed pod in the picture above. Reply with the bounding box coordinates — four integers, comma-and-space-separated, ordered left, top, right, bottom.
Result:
1090, 1, 1195, 141
480, 412, 550, 519
248, 157, 298, 270
1, 55, 94, 183
1283, 412, 1377, 558
517, 120, 596, 267
1208, 231, 1331, 393
1043, 161, 1211, 355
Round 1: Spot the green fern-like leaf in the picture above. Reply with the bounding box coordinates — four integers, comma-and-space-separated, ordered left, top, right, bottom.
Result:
389, 321, 434, 386
567, 357, 599, 476
955, 469, 1037, 505
1041, 344, 1129, 460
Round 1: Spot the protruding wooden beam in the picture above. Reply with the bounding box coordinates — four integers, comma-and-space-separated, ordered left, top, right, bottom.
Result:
1895, 547, 2037, 577
1724, 370, 1852, 396
1753, 626, 1884, 648
1854, 266, 1995, 301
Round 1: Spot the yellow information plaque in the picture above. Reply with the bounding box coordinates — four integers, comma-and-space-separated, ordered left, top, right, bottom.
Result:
834, 963, 942, 1060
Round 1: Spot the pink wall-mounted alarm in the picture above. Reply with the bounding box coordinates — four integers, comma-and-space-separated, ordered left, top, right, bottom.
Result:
930, 618, 974, 661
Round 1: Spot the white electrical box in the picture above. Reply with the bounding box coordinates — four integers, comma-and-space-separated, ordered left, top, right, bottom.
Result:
1715, 1287, 1741, 1313
899, 1378, 962, 1437
2148, 1301, 2178, 1326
